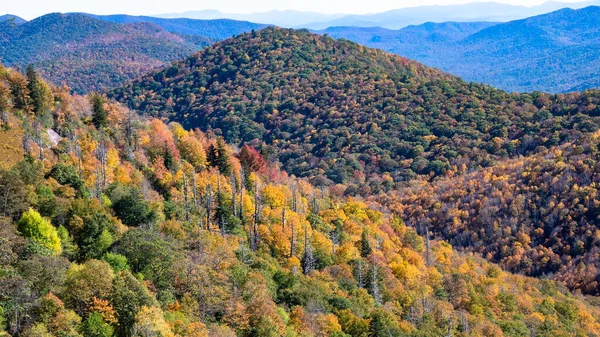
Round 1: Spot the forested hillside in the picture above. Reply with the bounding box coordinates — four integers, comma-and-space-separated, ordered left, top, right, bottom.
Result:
0, 13, 213, 93
3, 63, 600, 336
377, 135, 600, 294
110, 27, 600, 193
108, 27, 600, 295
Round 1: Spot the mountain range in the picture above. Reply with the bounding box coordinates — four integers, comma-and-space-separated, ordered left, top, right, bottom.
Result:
320, 6, 600, 92
0, 13, 215, 93
2, 6, 600, 93
158, 0, 600, 29
5, 4, 600, 336
88, 14, 268, 40
0, 13, 269, 93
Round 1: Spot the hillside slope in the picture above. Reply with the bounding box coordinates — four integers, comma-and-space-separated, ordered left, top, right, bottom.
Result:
110, 27, 600, 192
377, 134, 600, 294
3, 63, 600, 337
0, 13, 212, 93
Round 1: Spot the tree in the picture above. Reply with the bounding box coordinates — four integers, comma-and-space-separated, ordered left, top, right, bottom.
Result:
62, 260, 114, 314
114, 228, 178, 292
108, 184, 155, 227
238, 145, 267, 174
9, 70, 30, 111
112, 271, 158, 337
132, 306, 175, 337
215, 139, 232, 176
17, 208, 62, 255
26, 65, 53, 116
82, 311, 114, 337
360, 230, 372, 258
91, 94, 108, 129
0, 169, 29, 219
369, 309, 404, 337
301, 228, 314, 275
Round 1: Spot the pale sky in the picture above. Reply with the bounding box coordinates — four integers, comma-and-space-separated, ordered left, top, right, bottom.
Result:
0, 0, 586, 20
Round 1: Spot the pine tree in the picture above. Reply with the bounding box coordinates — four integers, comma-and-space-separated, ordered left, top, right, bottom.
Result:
26, 65, 51, 116
215, 138, 231, 176
207, 143, 218, 168
91, 94, 108, 129
360, 229, 372, 258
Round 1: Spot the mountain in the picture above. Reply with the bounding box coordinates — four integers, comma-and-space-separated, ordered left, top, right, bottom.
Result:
0, 14, 26, 25
320, 6, 600, 92
157, 9, 344, 28
158, 1, 600, 29
0, 13, 213, 93
312, 1, 598, 29
91, 14, 269, 40
111, 27, 600, 190
320, 21, 496, 52
3, 63, 600, 337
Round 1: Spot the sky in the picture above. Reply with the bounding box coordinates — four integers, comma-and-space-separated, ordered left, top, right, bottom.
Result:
0, 0, 587, 20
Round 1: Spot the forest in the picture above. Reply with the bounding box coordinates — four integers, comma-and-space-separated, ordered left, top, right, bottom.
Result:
106, 27, 600, 293
110, 27, 600, 194
4, 62, 600, 337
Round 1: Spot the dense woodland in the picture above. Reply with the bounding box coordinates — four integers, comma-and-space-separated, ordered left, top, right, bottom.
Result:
4, 63, 600, 336
377, 139, 600, 294
107, 27, 600, 296
111, 27, 600, 193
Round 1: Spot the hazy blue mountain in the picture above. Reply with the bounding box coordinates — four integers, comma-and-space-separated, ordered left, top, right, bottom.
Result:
157, 1, 600, 29
320, 6, 600, 92
0, 14, 26, 25
0, 13, 212, 92
157, 10, 344, 28
91, 14, 269, 40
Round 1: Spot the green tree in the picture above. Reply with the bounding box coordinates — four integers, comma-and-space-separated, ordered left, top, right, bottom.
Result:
102, 253, 129, 273
360, 230, 372, 258
216, 138, 232, 176
91, 94, 108, 129
82, 311, 114, 337
26, 65, 53, 116
112, 271, 158, 337
17, 208, 62, 255
108, 184, 155, 227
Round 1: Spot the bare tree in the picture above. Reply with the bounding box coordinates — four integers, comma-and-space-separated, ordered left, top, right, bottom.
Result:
289, 218, 295, 258
205, 184, 213, 230
301, 225, 314, 275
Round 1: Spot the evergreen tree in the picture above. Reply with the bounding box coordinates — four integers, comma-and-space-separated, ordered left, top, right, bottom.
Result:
216, 138, 232, 176
26, 65, 51, 116
206, 143, 218, 168
91, 94, 108, 129
360, 229, 372, 258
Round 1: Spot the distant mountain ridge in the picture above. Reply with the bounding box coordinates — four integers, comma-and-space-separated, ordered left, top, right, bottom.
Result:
158, 0, 600, 29
0, 13, 213, 92
320, 6, 600, 92
89, 14, 269, 40
0, 14, 26, 25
